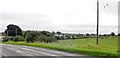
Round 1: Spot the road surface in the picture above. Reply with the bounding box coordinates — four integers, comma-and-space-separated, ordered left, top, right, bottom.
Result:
1, 44, 99, 58
0, 36, 99, 58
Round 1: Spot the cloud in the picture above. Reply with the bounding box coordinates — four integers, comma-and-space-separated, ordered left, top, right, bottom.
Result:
0, 12, 51, 24
0, 0, 118, 34
1, 12, 48, 20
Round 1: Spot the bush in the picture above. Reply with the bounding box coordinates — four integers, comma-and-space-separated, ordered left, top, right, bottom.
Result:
13, 35, 25, 42
23, 30, 32, 38
26, 32, 39, 42
2, 36, 14, 42
36, 35, 46, 42
45, 36, 57, 43
36, 36, 57, 43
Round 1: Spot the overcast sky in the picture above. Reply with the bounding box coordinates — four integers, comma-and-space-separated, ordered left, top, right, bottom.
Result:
0, 0, 119, 34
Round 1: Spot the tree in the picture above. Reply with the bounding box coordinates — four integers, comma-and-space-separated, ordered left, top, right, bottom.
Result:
26, 32, 43, 43
52, 31, 55, 34
86, 33, 90, 36
23, 30, 32, 38
4, 24, 22, 36
26, 32, 36, 43
56, 31, 61, 35
41, 30, 50, 35
118, 33, 120, 36
111, 32, 115, 36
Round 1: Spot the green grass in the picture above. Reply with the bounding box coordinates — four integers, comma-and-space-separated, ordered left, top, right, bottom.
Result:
4, 36, 118, 57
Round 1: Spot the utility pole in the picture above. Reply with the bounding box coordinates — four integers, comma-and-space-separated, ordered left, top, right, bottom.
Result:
96, 0, 99, 45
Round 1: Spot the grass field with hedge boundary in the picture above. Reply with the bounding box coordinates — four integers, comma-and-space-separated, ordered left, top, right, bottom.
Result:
3, 41, 118, 58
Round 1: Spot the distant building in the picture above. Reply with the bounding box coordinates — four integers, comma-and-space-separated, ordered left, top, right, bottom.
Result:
54, 34, 66, 40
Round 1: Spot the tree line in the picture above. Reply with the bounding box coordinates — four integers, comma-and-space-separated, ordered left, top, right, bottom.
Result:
2, 24, 118, 43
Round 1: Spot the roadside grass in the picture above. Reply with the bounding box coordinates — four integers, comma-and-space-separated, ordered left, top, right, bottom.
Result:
3, 36, 118, 57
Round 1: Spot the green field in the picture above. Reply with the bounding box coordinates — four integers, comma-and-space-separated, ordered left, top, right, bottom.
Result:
4, 36, 118, 57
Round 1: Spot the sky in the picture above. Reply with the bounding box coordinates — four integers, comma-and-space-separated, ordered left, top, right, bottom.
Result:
0, 0, 119, 34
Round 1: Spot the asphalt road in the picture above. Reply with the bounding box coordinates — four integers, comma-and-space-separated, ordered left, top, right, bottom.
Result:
0, 36, 99, 58
1, 44, 99, 58
2, 44, 82, 56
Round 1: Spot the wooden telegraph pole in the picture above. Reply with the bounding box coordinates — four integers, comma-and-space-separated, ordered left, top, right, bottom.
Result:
96, 0, 99, 45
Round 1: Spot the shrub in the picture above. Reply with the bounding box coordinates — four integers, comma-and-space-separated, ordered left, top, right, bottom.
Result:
36, 36, 57, 43
2, 36, 14, 42
23, 30, 32, 38
26, 32, 42, 43
13, 35, 25, 42
44, 36, 57, 43
36, 35, 46, 42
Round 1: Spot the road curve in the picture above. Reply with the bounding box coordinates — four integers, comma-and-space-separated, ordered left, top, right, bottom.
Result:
2, 44, 99, 58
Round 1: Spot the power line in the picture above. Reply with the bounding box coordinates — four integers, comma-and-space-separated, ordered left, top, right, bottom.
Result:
101, 1, 109, 15
104, 0, 114, 14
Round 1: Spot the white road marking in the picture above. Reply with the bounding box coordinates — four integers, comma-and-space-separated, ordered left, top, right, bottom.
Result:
16, 51, 22, 53
41, 53, 57, 56
8, 48, 23, 53
8, 48, 14, 50
21, 46, 81, 56
20, 47, 58, 56
2, 54, 7, 56
21, 48, 31, 51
